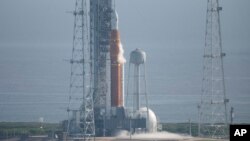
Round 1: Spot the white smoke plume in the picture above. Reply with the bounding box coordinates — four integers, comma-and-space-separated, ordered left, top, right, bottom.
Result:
117, 43, 126, 64
117, 131, 192, 140
131, 132, 192, 140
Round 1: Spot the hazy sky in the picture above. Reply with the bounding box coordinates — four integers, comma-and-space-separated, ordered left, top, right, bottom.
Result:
0, 0, 250, 122
0, 0, 249, 44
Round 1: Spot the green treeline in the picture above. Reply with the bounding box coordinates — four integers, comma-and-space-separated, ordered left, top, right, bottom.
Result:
0, 122, 60, 139
161, 122, 199, 136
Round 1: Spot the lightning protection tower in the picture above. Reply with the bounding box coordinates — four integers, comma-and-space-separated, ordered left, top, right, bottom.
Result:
67, 0, 95, 140
199, 0, 229, 138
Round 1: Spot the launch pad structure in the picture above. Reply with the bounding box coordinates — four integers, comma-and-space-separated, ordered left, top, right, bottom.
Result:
66, 0, 157, 139
65, 0, 231, 140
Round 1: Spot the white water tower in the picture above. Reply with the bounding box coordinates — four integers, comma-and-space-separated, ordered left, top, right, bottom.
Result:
126, 48, 157, 132
128, 48, 147, 111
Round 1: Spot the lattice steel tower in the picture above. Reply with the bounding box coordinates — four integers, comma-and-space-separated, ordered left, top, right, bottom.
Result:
67, 0, 95, 140
199, 0, 229, 138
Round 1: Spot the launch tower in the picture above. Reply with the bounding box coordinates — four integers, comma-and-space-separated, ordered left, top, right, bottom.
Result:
67, 0, 95, 140
89, 0, 113, 136
199, 0, 229, 138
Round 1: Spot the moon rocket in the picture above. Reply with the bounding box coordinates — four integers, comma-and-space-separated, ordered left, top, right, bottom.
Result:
110, 10, 126, 107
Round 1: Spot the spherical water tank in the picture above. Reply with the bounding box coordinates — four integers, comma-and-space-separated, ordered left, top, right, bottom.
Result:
130, 48, 146, 65
139, 107, 157, 132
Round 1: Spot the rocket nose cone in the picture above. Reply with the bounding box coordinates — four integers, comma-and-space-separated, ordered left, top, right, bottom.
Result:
111, 10, 118, 30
